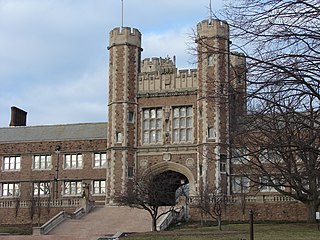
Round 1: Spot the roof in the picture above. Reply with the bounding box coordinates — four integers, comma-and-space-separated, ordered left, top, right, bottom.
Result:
0, 122, 107, 143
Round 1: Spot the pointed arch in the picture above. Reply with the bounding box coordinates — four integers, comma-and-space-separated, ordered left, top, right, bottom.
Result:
142, 162, 197, 195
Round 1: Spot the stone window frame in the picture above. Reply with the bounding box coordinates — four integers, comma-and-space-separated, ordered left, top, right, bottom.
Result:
219, 154, 227, 173
142, 107, 163, 145
208, 53, 214, 66
128, 111, 135, 123
208, 126, 215, 140
33, 181, 51, 197
127, 166, 134, 178
64, 153, 83, 170
92, 180, 106, 195
172, 106, 193, 143
0, 182, 20, 198
32, 154, 52, 170
2, 156, 21, 171
93, 152, 107, 168
232, 176, 250, 194
259, 175, 285, 193
116, 132, 123, 143
63, 180, 82, 196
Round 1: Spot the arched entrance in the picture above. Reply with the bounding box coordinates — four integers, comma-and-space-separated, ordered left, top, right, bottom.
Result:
142, 162, 196, 205
149, 170, 188, 206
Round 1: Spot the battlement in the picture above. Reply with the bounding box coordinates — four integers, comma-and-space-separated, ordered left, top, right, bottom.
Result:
231, 52, 246, 67
109, 26, 141, 48
110, 27, 141, 37
141, 57, 176, 73
177, 69, 197, 78
197, 19, 229, 39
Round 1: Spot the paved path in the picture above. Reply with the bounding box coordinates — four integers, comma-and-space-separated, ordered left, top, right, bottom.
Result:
0, 206, 152, 240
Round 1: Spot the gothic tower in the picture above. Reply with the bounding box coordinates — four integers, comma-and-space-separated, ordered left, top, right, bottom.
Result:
196, 19, 230, 193
107, 27, 142, 203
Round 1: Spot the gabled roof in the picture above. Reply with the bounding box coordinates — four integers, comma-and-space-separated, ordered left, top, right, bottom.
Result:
0, 122, 107, 143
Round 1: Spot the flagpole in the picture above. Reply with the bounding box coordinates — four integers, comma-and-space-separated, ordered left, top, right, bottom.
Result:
121, 0, 124, 28
209, 0, 213, 20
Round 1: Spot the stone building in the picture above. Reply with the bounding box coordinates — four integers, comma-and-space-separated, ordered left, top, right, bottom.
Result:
0, 18, 306, 225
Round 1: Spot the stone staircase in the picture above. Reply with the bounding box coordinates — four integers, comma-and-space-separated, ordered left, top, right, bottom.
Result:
0, 206, 152, 240
49, 205, 152, 239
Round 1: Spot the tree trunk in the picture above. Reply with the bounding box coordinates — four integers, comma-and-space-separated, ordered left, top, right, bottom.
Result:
305, 201, 319, 223
152, 217, 157, 231
217, 215, 222, 231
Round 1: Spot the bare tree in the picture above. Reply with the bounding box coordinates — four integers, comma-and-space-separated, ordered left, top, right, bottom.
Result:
223, 0, 320, 222
195, 187, 227, 231
117, 171, 186, 231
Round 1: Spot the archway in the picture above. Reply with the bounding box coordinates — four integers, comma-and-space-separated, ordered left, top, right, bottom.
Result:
149, 170, 188, 206
142, 162, 197, 205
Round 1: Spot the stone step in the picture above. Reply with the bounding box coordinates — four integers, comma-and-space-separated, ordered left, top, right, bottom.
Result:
0, 206, 152, 240
49, 206, 152, 239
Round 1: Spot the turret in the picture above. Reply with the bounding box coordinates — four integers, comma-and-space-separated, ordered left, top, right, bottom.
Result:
107, 26, 142, 203
196, 19, 230, 194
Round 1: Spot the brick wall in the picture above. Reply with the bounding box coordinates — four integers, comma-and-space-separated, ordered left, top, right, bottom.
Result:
189, 201, 307, 222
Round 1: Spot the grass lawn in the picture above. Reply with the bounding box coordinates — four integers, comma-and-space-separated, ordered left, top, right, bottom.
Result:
0, 226, 32, 235
123, 222, 320, 240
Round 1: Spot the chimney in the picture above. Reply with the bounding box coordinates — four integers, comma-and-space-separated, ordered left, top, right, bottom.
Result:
9, 106, 27, 127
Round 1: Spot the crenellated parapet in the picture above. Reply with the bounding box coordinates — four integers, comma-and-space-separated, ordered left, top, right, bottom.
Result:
230, 52, 246, 68
138, 56, 198, 95
196, 19, 229, 40
109, 27, 142, 49
141, 57, 176, 73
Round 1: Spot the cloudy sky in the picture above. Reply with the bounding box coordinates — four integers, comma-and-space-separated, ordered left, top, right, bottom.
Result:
0, 0, 224, 127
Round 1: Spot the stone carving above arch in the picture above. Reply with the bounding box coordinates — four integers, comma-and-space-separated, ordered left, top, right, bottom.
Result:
186, 158, 194, 167
140, 159, 148, 168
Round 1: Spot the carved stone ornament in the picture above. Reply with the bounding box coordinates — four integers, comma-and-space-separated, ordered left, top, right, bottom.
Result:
163, 152, 171, 161
140, 159, 148, 168
186, 158, 194, 167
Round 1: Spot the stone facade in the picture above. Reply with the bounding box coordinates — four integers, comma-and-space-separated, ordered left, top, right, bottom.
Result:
0, 18, 307, 225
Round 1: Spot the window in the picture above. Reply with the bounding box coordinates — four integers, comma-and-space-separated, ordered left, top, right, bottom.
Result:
3, 156, 20, 171
63, 181, 82, 196
232, 176, 250, 194
64, 154, 83, 169
260, 176, 284, 192
93, 153, 106, 168
231, 148, 248, 164
1, 183, 20, 197
199, 164, 203, 176
33, 182, 51, 196
93, 180, 106, 195
116, 132, 122, 143
259, 149, 282, 163
208, 127, 215, 139
33, 155, 52, 170
107, 159, 111, 177
208, 54, 214, 65
128, 166, 134, 178
220, 154, 227, 173
128, 111, 134, 123
172, 106, 193, 143
142, 108, 162, 144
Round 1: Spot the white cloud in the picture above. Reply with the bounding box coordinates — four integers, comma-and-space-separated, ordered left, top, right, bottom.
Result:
0, 0, 224, 126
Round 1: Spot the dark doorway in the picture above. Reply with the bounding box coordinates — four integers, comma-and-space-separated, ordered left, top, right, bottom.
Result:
149, 170, 189, 206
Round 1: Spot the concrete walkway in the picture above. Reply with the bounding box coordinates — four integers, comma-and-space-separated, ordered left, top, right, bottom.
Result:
0, 206, 152, 240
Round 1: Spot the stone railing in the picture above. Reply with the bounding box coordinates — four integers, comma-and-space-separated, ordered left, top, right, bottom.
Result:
33, 211, 66, 235
157, 210, 175, 231
0, 198, 81, 208
33, 207, 86, 235
189, 195, 298, 205
157, 206, 187, 231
